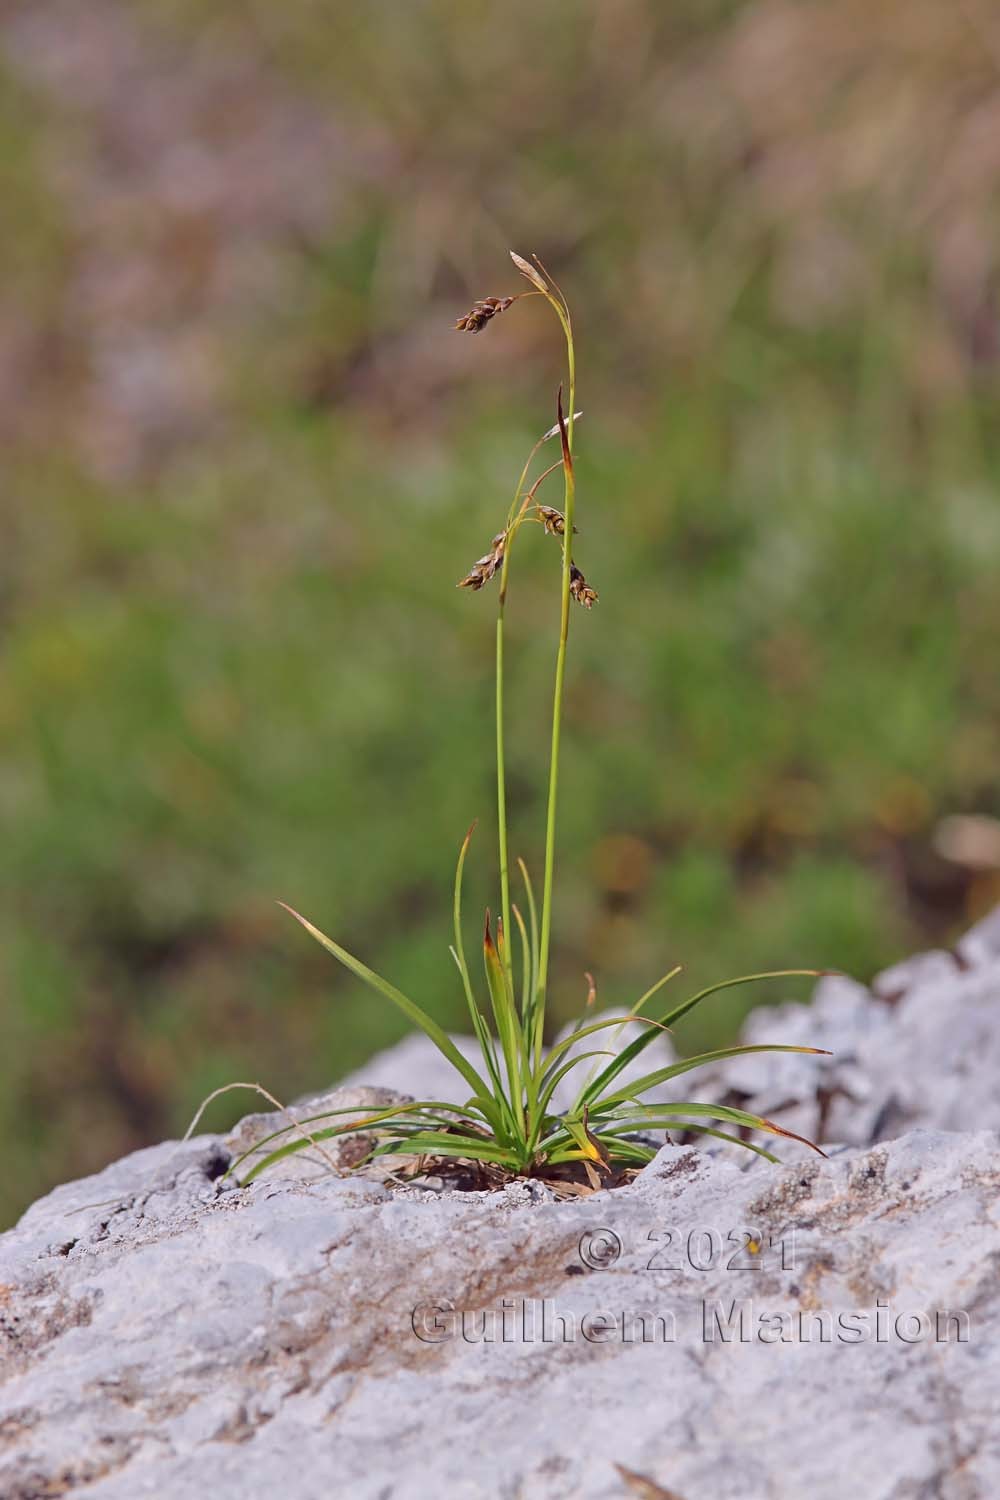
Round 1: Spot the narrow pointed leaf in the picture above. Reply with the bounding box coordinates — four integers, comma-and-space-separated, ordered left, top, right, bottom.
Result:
592, 1044, 832, 1112
452, 821, 479, 1024
230, 1099, 487, 1181
372, 1132, 518, 1165
593, 1102, 828, 1157
279, 903, 494, 1106
659, 970, 826, 1033
540, 1013, 672, 1085
535, 1049, 615, 1120
631, 964, 683, 1016
577, 969, 823, 1109
483, 910, 524, 1128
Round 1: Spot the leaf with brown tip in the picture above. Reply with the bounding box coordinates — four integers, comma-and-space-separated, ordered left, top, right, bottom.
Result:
556, 385, 574, 476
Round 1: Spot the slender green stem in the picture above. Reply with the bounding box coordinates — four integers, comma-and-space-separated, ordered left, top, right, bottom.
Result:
536, 302, 575, 1013
494, 456, 561, 996
495, 591, 513, 988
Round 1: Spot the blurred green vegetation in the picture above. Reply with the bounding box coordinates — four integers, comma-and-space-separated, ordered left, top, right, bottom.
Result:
3, 0, 1000, 1225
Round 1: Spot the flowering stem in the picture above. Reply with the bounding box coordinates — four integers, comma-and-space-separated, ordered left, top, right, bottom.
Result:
496, 578, 513, 991
487, 257, 576, 1077
536, 300, 576, 1038
495, 440, 561, 997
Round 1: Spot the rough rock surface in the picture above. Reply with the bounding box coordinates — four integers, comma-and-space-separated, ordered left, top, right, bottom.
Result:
3, 913, 1000, 1500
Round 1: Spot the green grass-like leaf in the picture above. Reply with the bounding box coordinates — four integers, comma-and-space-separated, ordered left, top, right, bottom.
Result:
233, 895, 829, 1184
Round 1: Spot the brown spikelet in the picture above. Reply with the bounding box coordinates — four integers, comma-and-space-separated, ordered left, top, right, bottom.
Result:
537, 504, 577, 537
454, 296, 514, 333
457, 531, 507, 591
456, 568, 487, 591
569, 564, 598, 608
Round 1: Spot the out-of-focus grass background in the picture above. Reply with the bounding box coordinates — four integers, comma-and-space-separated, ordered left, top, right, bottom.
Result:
3, 0, 1000, 1226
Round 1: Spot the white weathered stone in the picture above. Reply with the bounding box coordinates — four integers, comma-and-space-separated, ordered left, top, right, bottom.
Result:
699, 923, 1000, 1158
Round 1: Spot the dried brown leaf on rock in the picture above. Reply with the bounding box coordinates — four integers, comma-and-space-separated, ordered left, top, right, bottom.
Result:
614, 1464, 687, 1500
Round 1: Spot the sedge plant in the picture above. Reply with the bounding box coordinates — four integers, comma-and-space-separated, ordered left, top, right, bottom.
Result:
223, 253, 829, 1189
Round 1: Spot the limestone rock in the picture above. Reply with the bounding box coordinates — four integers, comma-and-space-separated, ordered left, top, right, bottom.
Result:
3, 917, 1000, 1499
